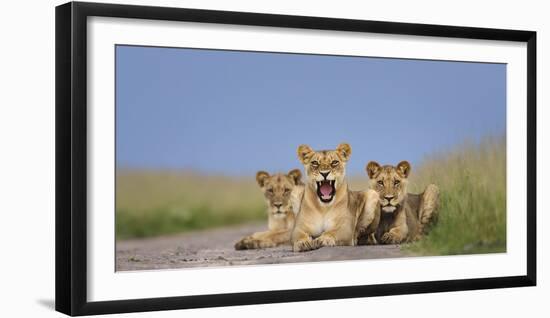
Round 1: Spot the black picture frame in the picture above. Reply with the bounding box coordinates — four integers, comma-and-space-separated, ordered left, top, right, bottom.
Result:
55, 1, 537, 316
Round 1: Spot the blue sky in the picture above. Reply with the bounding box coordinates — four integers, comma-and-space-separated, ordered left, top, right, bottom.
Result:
116, 45, 506, 176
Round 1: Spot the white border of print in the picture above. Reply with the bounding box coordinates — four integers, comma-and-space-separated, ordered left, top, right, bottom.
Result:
87, 16, 527, 302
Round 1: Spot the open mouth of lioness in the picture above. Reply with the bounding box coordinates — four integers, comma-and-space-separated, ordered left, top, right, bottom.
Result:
316, 180, 336, 203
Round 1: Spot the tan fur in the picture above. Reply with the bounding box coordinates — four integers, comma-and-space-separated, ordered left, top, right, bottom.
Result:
234, 169, 304, 250
291, 143, 380, 252
366, 161, 439, 244
355, 189, 381, 245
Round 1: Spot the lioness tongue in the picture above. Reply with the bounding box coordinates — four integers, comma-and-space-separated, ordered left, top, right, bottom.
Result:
320, 183, 333, 196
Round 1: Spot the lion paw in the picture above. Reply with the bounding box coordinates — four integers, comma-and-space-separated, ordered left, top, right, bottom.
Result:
381, 232, 402, 244
234, 236, 259, 250
314, 235, 336, 247
293, 239, 319, 252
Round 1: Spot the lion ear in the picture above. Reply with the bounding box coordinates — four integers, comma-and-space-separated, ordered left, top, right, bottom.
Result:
297, 144, 314, 164
336, 143, 352, 162
366, 161, 381, 179
256, 171, 270, 187
287, 169, 302, 185
396, 161, 411, 178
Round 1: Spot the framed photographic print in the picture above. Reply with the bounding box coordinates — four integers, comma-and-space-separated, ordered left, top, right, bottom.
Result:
55, 1, 536, 316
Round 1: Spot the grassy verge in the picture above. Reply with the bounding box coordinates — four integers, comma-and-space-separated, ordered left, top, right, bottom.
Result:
116, 171, 266, 239
404, 136, 506, 255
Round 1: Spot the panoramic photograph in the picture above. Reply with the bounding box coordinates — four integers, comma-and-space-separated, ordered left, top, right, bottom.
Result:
114, 45, 506, 271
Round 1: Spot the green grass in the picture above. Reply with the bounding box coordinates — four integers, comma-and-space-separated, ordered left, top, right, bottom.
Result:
116, 171, 266, 239
404, 136, 506, 255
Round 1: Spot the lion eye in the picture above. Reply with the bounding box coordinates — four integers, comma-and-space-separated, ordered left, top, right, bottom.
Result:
284, 188, 291, 194
394, 180, 400, 186
377, 180, 384, 186
311, 161, 319, 167
331, 160, 339, 167
267, 188, 274, 193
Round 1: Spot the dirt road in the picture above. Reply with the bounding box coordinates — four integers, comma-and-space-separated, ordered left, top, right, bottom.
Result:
116, 223, 409, 271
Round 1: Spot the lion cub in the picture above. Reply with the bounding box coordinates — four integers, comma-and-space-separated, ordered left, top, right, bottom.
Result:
291, 143, 380, 252
234, 169, 304, 250
366, 161, 439, 244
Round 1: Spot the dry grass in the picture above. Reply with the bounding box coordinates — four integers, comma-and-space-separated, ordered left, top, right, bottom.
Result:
405, 136, 506, 255
116, 170, 265, 239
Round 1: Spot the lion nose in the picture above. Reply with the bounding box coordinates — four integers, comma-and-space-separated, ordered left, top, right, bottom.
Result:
384, 195, 394, 200
274, 203, 282, 209
320, 172, 330, 179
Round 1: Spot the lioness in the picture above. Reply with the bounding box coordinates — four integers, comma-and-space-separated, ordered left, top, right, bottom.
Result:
234, 169, 304, 250
366, 161, 439, 244
291, 143, 380, 252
